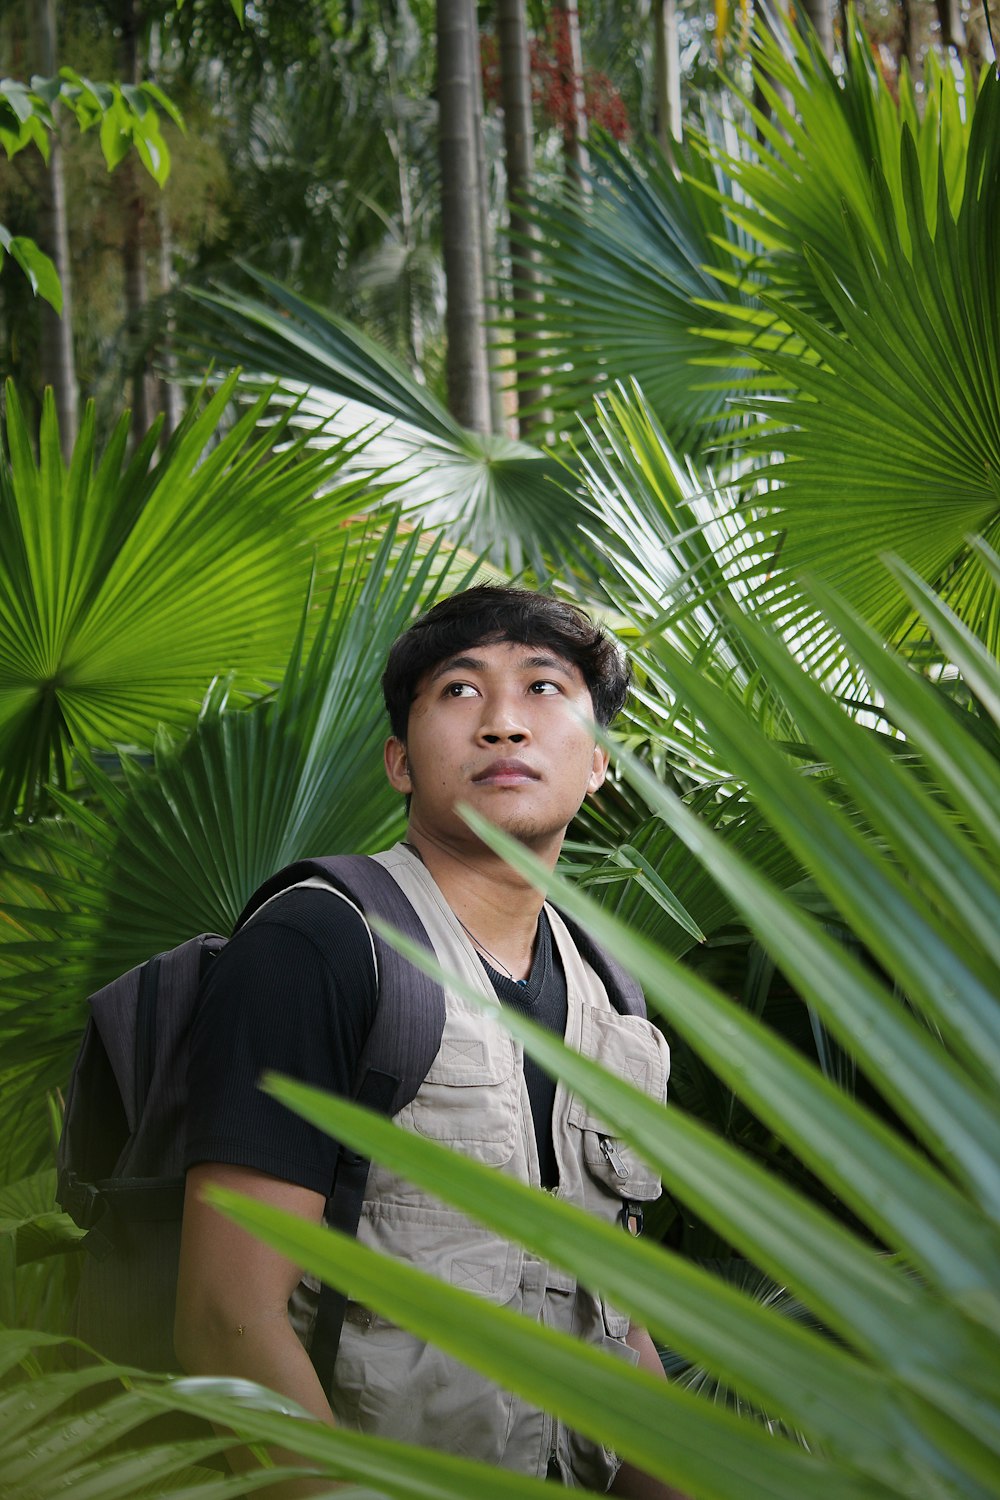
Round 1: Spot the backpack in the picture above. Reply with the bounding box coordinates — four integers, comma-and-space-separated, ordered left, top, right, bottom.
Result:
57, 855, 446, 1389
57, 853, 647, 1388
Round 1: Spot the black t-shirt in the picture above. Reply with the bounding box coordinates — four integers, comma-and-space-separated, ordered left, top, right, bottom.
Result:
186, 887, 568, 1192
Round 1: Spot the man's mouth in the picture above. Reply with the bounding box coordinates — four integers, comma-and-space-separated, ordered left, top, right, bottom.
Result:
472, 759, 540, 786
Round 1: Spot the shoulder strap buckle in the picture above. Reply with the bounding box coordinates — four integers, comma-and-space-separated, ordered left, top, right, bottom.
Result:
57, 1169, 106, 1232
620, 1200, 644, 1236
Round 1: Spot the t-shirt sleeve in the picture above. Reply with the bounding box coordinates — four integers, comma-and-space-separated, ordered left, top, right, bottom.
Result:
185, 886, 378, 1195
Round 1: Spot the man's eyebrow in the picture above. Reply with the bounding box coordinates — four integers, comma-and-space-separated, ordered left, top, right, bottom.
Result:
519, 654, 574, 676
426, 652, 575, 683
427, 655, 488, 683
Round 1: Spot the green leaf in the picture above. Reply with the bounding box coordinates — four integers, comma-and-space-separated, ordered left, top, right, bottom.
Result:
0, 375, 379, 824
708, 67, 1000, 659
207, 1187, 902, 1500
177, 270, 594, 579
634, 630, 1000, 1090
131, 118, 170, 186
803, 575, 1000, 856
889, 554, 1000, 730
5, 234, 62, 310
97, 99, 131, 170
257, 1078, 981, 1499
0, 1169, 83, 1263
139, 79, 185, 132
514, 127, 754, 457
606, 842, 705, 941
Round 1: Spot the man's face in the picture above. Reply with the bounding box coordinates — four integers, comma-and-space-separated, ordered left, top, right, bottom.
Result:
384, 639, 610, 853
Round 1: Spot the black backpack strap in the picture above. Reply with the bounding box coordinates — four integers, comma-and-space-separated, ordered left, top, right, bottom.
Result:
238, 855, 446, 1117
307, 1066, 399, 1391
554, 907, 647, 1018
238, 854, 446, 1388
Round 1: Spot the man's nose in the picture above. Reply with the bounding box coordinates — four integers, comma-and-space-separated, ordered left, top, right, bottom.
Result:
477, 699, 530, 744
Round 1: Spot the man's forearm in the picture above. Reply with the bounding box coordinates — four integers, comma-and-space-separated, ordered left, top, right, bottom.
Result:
176, 1164, 340, 1497
609, 1325, 694, 1500
177, 1311, 340, 1498
177, 1301, 335, 1423
612, 1458, 693, 1500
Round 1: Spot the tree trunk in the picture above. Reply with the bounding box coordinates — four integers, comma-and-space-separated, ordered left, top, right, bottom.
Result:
149, 21, 180, 437
437, 0, 492, 434
555, 0, 589, 183
934, 0, 967, 52
497, 0, 541, 436
897, 0, 920, 81
800, 0, 835, 60
119, 0, 153, 439
156, 191, 181, 437
32, 0, 77, 459
653, 0, 682, 164
469, 13, 506, 433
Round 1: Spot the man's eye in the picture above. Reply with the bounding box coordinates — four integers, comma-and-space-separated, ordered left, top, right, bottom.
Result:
529, 680, 560, 695
445, 682, 478, 698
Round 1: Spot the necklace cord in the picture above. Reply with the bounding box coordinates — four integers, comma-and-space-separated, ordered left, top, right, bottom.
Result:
455, 913, 528, 985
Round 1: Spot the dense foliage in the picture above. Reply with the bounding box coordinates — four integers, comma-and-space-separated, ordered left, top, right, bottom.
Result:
1, 6, 998, 1499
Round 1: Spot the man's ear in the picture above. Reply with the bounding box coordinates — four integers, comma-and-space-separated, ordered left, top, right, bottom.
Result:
384, 736, 411, 793
586, 743, 610, 796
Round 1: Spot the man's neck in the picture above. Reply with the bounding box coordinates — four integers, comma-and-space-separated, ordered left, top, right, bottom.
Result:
403, 825, 554, 982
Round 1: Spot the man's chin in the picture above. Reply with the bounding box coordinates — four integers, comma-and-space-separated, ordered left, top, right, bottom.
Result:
479, 812, 565, 850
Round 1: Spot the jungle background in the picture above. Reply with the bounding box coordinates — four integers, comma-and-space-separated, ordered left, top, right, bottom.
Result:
1, 1, 999, 1497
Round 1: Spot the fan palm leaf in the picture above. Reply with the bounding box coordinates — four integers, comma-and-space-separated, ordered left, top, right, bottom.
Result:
719, 73, 1000, 658
175, 271, 585, 579
0, 374, 383, 825
0, 1169, 80, 1334
2, 1331, 491, 1500
570, 381, 839, 765
510, 121, 755, 457
717, 11, 979, 318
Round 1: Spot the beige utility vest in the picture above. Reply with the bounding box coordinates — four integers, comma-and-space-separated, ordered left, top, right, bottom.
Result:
319, 844, 671, 1489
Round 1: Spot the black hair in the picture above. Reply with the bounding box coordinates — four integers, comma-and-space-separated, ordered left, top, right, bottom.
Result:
381, 584, 630, 740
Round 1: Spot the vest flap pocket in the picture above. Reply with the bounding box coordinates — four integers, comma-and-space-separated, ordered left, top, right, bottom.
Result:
362, 1201, 524, 1305
423, 1013, 516, 1087
406, 1013, 518, 1163
568, 1007, 669, 1200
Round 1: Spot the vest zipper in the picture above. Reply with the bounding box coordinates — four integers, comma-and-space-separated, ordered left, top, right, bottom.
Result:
600, 1136, 630, 1179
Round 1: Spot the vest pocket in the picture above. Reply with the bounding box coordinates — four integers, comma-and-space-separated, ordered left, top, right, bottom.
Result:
567, 1006, 669, 1202
404, 1011, 519, 1166
360, 1201, 525, 1306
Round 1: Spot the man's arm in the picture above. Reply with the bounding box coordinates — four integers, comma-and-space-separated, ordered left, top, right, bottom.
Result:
609, 1324, 693, 1500
175, 1162, 338, 1497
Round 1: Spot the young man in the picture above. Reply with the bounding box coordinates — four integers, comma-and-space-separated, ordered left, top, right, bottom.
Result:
176, 587, 685, 1498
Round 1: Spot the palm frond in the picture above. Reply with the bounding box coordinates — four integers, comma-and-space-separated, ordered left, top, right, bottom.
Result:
569, 380, 864, 764
4, 1331, 550, 1500
175, 270, 589, 579
715, 10, 979, 319
511, 121, 756, 458
728, 73, 1000, 655
0, 374, 384, 824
